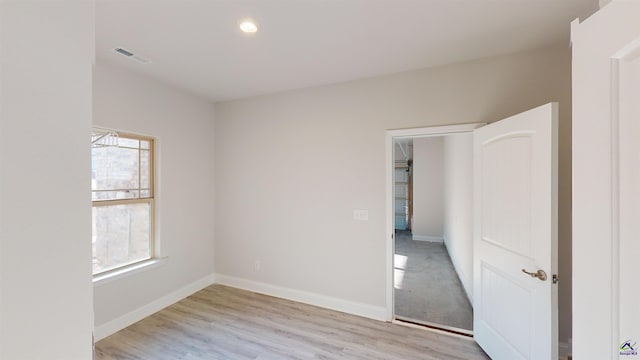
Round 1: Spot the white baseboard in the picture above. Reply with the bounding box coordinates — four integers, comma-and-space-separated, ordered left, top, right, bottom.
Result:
214, 274, 387, 321
94, 274, 216, 341
412, 234, 444, 242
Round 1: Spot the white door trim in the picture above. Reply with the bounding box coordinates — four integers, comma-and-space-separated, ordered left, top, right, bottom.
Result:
385, 123, 484, 321
572, 3, 640, 356
610, 37, 640, 358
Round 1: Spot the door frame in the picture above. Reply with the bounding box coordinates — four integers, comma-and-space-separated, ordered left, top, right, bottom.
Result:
571, 3, 640, 357
385, 123, 484, 321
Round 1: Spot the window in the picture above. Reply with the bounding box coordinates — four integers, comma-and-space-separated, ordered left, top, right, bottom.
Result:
91, 130, 155, 275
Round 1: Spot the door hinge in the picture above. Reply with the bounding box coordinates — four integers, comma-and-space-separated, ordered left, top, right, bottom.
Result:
552, 274, 559, 284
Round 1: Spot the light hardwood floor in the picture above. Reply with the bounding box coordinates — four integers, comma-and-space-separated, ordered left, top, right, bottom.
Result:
96, 285, 489, 359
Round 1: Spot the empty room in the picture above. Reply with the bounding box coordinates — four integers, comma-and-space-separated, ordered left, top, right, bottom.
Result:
2, 1, 638, 360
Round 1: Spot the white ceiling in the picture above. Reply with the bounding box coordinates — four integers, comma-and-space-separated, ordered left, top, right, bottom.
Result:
96, 0, 598, 102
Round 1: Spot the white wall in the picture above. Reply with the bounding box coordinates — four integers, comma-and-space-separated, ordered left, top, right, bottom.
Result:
0, 1, 95, 359
92, 61, 216, 337
442, 133, 474, 301
214, 44, 573, 343
412, 137, 445, 241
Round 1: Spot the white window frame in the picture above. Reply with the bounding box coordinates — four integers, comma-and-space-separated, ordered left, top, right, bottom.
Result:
91, 130, 158, 280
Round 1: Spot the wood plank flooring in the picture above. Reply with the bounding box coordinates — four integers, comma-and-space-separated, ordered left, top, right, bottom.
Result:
96, 285, 489, 360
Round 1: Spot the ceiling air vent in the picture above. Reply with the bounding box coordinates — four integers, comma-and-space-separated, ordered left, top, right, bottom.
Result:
114, 47, 134, 57
113, 47, 151, 64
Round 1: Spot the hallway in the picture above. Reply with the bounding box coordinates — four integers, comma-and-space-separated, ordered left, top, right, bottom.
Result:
394, 231, 473, 331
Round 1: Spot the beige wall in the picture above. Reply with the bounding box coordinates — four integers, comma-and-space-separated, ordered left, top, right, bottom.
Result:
412, 137, 445, 240
215, 44, 573, 343
0, 2, 95, 358
443, 133, 474, 301
92, 62, 216, 335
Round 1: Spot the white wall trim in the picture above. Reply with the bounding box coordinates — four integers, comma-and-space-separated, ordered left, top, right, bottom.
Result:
94, 274, 215, 341
608, 39, 640, 360
387, 123, 486, 139
93, 258, 168, 287
214, 274, 387, 321
609, 54, 622, 360
412, 234, 444, 242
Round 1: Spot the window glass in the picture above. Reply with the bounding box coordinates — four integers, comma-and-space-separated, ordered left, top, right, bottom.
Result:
117, 137, 139, 148
92, 146, 140, 196
91, 131, 154, 275
92, 203, 151, 274
140, 149, 151, 191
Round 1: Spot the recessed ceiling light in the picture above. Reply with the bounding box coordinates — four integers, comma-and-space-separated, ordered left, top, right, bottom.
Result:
239, 20, 258, 34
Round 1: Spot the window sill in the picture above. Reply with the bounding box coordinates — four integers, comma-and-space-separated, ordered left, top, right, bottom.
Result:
93, 258, 168, 287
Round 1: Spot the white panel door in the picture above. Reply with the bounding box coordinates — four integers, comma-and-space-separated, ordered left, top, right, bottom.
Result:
473, 103, 558, 359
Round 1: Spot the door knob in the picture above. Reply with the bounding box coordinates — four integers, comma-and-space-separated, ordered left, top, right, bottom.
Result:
521, 268, 547, 281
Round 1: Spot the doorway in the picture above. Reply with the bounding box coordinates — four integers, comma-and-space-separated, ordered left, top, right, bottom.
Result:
386, 104, 559, 359
391, 132, 475, 334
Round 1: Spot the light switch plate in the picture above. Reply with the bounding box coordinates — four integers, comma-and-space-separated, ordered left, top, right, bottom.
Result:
353, 209, 369, 221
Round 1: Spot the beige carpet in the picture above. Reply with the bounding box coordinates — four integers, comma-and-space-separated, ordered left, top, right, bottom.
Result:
394, 230, 473, 331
